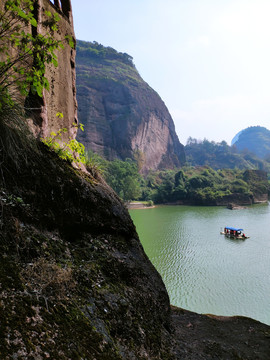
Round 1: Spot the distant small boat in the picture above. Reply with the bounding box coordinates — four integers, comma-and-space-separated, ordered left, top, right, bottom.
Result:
220, 226, 249, 239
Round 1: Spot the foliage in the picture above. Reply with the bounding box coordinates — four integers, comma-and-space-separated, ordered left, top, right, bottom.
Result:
85, 151, 143, 201
185, 136, 270, 172
0, 0, 71, 109
76, 39, 143, 94
77, 144, 270, 203
133, 148, 145, 172
41, 121, 85, 165
85, 150, 107, 177
105, 159, 142, 201
76, 40, 134, 66
140, 167, 242, 204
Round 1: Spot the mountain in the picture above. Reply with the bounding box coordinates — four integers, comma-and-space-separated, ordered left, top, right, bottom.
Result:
185, 138, 268, 171
232, 126, 270, 160
75, 40, 185, 172
231, 130, 243, 145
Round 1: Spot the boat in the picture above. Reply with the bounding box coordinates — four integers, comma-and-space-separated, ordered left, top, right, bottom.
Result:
220, 226, 249, 239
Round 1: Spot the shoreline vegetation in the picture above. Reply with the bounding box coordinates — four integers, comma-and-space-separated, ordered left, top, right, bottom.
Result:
85, 151, 270, 207
127, 200, 269, 210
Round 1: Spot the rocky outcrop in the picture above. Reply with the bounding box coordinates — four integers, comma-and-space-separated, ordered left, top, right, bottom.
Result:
0, 114, 270, 359
0, 0, 77, 141
0, 118, 172, 359
76, 40, 185, 172
39, 0, 78, 141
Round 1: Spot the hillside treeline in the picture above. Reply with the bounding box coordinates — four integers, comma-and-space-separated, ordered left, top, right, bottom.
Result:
86, 148, 270, 204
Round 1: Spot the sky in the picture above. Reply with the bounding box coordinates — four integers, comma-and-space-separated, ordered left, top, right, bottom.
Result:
72, 0, 270, 145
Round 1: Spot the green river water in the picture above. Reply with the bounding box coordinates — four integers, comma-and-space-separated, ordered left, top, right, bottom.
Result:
130, 204, 270, 325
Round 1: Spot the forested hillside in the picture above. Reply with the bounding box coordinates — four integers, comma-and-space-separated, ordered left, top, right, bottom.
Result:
85, 151, 269, 205
232, 126, 270, 159
185, 137, 270, 171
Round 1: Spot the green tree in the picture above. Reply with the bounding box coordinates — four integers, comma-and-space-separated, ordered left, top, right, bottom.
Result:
151, 170, 175, 203
106, 159, 142, 201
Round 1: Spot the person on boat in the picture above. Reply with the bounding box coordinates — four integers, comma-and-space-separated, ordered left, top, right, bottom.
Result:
243, 233, 246, 238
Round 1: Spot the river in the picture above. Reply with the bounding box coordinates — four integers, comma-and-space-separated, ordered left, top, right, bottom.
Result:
130, 204, 270, 325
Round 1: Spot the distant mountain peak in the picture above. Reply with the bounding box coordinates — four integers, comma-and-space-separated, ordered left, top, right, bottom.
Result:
232, 126, 270, 159
231, 130, 243, 145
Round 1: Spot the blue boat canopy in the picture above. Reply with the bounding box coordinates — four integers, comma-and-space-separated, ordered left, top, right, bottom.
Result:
225, 227, 243, 231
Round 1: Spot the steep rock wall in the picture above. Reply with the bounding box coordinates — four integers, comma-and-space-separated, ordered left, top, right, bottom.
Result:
38, 0, 78, 141
0, 119, 173, 359
0, 116, 270, 359
76, 41, 185, 172
0, 0, 77, 141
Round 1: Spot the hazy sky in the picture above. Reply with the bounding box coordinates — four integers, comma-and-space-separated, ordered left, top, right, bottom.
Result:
72, 0, 270, 145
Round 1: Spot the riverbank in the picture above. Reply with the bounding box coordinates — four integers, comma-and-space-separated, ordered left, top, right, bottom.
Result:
127, 199, 269, 210
126, 201, 155, 209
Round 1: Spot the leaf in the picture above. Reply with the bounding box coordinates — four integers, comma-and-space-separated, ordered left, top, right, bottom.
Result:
65, 35, 74, 49
56, 112, 64, 119
45, 10, 52, 18
30, 18, 37, 27
52, 58, 58, 67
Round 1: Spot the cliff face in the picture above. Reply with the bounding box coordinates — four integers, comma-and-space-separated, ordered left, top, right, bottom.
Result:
1, 115, 270, 359
0, 117, 172, 359
0, 0, 77, 141
37, 0, 78, 141
76, 40, 185, 172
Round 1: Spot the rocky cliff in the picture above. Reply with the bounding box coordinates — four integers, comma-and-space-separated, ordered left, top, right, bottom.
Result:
38, 0, 78, 141
0, 115, 172, 359
0, 112, 270, 359
0, 0, 77, 141
76, 40, 185, 172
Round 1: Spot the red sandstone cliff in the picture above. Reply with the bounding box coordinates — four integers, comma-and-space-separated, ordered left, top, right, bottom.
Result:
76, 40, 186, 173
0, 0, 77, 141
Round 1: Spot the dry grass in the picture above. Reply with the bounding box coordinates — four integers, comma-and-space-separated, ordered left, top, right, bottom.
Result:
21, 257, 77, 301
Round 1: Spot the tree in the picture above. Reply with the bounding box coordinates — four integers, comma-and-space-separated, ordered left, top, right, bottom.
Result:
133, 148, 145, 172
105, 159, 142, 201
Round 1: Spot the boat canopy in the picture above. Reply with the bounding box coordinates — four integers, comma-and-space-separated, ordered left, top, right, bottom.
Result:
225, 227, 243, 231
